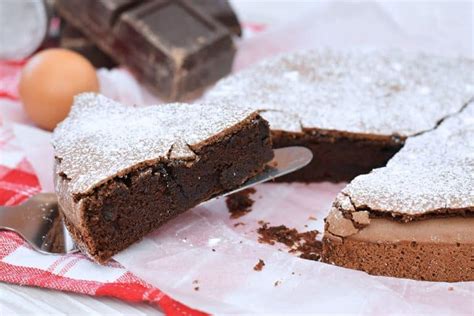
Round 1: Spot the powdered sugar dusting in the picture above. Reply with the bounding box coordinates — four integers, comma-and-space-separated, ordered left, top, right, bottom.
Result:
52, 93, 255, 194
259, 110, 302, 133
342, 102, 474, 216
206, 50, 474, 136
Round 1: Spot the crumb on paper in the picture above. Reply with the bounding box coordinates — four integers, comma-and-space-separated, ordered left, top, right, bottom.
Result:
308, 215, 317, 221
226, 188, 256, 219
194, 286, 199, 291
212, 248, 216, 252
448, 287, 454, 291
192, 280, 199, 284
253, 259, 265, 271
257, 222, 322, 261
274, 280, 281, 287
233, 222, 245, 227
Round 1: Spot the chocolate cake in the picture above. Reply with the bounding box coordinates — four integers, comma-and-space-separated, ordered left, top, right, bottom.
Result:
206, 50, 474, 182
52, 93, 273, 263
322, 102, 474, 282
206, 50, 474, 282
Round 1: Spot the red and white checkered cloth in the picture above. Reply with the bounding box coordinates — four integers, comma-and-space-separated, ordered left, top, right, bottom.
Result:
0, 61, 205, 315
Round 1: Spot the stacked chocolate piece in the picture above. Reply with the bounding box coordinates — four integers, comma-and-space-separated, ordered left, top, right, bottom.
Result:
55, 0, 241, 100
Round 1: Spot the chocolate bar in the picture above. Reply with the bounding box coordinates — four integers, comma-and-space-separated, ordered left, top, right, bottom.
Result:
60, 23, 117, 69
194, 0, 242, 37
55, 0, 236, 100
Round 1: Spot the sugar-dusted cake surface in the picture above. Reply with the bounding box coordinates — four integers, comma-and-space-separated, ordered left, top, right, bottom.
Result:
207, 50, 474, 136
206, 50, 474, 182
341, 102, 474, 218
53, 93, 259, 195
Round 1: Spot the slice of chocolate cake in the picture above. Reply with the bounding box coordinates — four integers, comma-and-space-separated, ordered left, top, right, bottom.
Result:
322, 102, 474, 282
52, 93, 273, 263
206, 50, 474, 182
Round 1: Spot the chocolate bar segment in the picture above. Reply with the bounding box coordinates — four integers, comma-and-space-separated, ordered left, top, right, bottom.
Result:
194, 0, 242, 36
86, 0, 138, 29
121, 2, 217, 48
56, 0, 235, 100
60, 23, 117, 68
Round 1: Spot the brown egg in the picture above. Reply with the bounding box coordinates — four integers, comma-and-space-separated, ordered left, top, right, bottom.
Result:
19, 48, 99, 131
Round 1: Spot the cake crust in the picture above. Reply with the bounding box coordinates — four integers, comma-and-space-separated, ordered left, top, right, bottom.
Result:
323, 216, 474, 282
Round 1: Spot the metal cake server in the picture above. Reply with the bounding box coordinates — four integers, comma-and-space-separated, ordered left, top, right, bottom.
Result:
0, 146, 313, 255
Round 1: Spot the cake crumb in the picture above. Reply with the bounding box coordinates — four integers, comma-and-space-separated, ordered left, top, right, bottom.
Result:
308, 215, 317, 221
448, 287, 454, 291
194, 287, 199, 291
257, 222, 322, 261
211, 248, 216, 252
253, 259, 265, 271
268, 161, 278, 168
274, 280, 281, 287
192, 280, 199, 284
233, 222, 245, 227
226, 188, 256, 219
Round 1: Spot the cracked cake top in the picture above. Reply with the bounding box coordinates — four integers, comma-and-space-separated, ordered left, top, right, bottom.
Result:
206, 50, 474, 137
341, 101, 474, 217
52, 93, 256, 195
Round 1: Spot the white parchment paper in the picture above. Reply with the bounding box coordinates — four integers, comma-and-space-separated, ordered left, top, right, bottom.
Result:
115, 183, 473, 314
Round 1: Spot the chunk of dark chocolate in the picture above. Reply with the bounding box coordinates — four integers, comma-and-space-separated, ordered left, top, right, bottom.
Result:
55, 0, 236, 100
194, 0, 242, 36
60, 23, 117, 69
